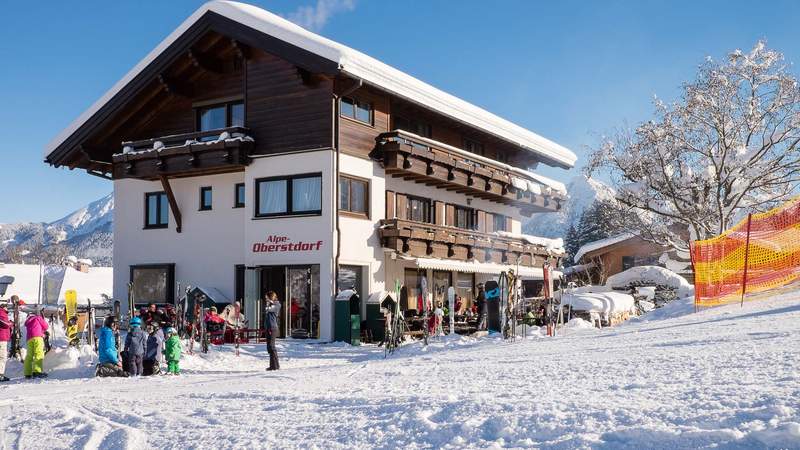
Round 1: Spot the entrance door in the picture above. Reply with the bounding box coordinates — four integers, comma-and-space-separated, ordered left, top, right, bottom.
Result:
286, 265, 320, 339
261, 266, 287, 337
432, 270, 452, 308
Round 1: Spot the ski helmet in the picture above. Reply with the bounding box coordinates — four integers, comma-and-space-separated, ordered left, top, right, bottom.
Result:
130, 317, 142, 327
166, 327, 176, 335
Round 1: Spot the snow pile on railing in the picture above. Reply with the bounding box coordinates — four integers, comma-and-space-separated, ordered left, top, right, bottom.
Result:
116, 133, 254, 156
495, 231, 564, 254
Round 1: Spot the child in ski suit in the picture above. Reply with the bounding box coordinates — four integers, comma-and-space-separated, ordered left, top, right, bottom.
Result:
0, 302, 11, 381
23, 311, 48, 379
124, 317, 146, 376
163, 327, 181, 375
143, 324, 164, 375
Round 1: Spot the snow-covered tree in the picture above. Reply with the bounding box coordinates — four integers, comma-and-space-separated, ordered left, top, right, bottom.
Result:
564, 199, 629, 265
587, 41, 800, 253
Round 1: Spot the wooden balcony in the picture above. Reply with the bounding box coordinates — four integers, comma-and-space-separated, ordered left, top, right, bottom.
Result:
379, 218, 559, 268
373, 131, 565, 216
112, 127, 255, 180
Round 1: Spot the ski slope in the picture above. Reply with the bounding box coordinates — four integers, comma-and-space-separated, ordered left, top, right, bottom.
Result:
1, 294, 799, 449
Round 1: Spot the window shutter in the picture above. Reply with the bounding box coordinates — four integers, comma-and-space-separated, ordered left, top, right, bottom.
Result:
385, 190, 396, 219
435, 201, 446, 226
477, 211, 486, 233
486, 214, 495, 233
506, 216, 513, 233
395, 194, 408, 220
445, 204, 455, 227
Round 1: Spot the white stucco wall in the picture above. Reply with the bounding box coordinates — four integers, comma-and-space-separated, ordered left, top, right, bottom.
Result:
243, 150, 336, 340
113, 172, 246, 304
338, 154, 386, 304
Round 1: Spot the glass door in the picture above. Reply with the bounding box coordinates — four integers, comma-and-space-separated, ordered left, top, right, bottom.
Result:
286, 265, 320, 338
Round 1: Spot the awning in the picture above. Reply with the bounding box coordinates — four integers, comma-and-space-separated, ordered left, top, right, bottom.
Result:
411, 257, 547, 280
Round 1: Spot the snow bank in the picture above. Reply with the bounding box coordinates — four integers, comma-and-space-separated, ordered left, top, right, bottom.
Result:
495, 231, 564, 254
606, 265, 694, 297
561, 291, 635, 314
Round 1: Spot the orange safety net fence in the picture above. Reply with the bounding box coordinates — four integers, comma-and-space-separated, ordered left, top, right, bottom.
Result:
691, 197, 800, 307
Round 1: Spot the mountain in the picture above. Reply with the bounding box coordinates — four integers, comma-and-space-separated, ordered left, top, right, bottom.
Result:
0, 194, 114, 266
524, 175, 615, 239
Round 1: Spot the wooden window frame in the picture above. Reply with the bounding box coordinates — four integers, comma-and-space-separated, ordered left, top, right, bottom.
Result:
254, 172, 323, 219
454, 205, 478, 231
199, 186, 213, 211
394, 115, 432, 138
340, 96, 374, 126
234, 183, 245, 208
144, 191, 169, 229
130, 263, 175, 305
195, 99, 245, 132
339, 174, 370, 219
406, 195, 435, 224
463, 137, 485, 157
493, 213, 508, 232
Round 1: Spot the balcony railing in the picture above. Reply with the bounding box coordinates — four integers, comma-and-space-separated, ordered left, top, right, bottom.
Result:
379, 218, 559, 267
374, 130, 565, 215
112, 126, 255, 179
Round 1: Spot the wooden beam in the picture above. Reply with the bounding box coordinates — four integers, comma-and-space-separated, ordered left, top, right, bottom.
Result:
188, 49, 224, 74
230, 39, 251, 59
159, 175, 183, 233
157, 74, 192, 97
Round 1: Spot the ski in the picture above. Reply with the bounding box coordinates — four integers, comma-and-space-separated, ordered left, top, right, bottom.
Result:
113, 300, 121, 361
9, 296, 22, 360
234, 301, 241, 357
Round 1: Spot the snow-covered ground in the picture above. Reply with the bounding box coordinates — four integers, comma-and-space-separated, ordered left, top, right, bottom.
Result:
2, 294, 799, 449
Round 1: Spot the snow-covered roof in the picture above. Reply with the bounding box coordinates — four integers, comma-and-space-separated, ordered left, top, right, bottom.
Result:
44, 1, 576, 169
605, 265, 694, 297
573, 233, 637, 263
494, 231, 565, 254
0, 264, 112, 305
412, 257, 556, 280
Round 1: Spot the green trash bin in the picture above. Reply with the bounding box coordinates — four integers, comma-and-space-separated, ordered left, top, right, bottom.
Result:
334, 290, 361, 345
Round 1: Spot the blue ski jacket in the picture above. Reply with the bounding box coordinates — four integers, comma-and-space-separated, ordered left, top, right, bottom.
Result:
98, 326, 118, 364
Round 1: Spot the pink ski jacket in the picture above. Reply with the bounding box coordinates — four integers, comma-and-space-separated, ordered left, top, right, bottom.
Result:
24, 314, 48, 339
0, 308, 10, 342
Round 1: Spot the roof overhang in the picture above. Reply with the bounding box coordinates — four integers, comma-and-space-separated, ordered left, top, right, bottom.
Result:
45, 1, 577, 169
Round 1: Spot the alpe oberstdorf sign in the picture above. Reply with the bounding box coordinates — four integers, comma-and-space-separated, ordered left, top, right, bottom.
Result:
252, 234, 323, 253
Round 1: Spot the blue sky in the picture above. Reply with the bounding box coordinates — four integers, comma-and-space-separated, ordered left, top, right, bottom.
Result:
2, 0, 799, 223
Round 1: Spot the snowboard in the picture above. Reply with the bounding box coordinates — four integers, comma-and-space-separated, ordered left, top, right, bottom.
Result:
485, 279, 501, 333
65, 289, 79, 347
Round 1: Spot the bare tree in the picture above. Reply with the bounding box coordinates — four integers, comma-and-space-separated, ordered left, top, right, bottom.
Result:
588, 41, 800, 254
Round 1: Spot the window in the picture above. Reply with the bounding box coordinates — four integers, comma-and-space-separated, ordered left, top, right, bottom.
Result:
340, 97, 373, 125
255, 173, 322, 217
454, 205, 477, 230
337, 265, 364, 294
395, 116, 432, 138
339, 176, 369, 216
493, 214, 508, 232
200, 186, 212, 211
463, 138, 484, 156
234, 183, 245, 208
145, 192, 169, 228
623, 255, 661, 271
130, 264, 175, 305
407, 196, 434, 223
196, 100, 245, 135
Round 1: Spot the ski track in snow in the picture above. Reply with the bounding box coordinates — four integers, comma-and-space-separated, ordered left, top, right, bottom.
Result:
1, 295, 800, 449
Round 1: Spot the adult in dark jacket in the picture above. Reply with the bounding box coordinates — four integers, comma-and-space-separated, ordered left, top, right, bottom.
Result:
124, 317, 146, 376
475, 284, 488, 331
264, 291, 281, 371
96, 316, 128, 377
